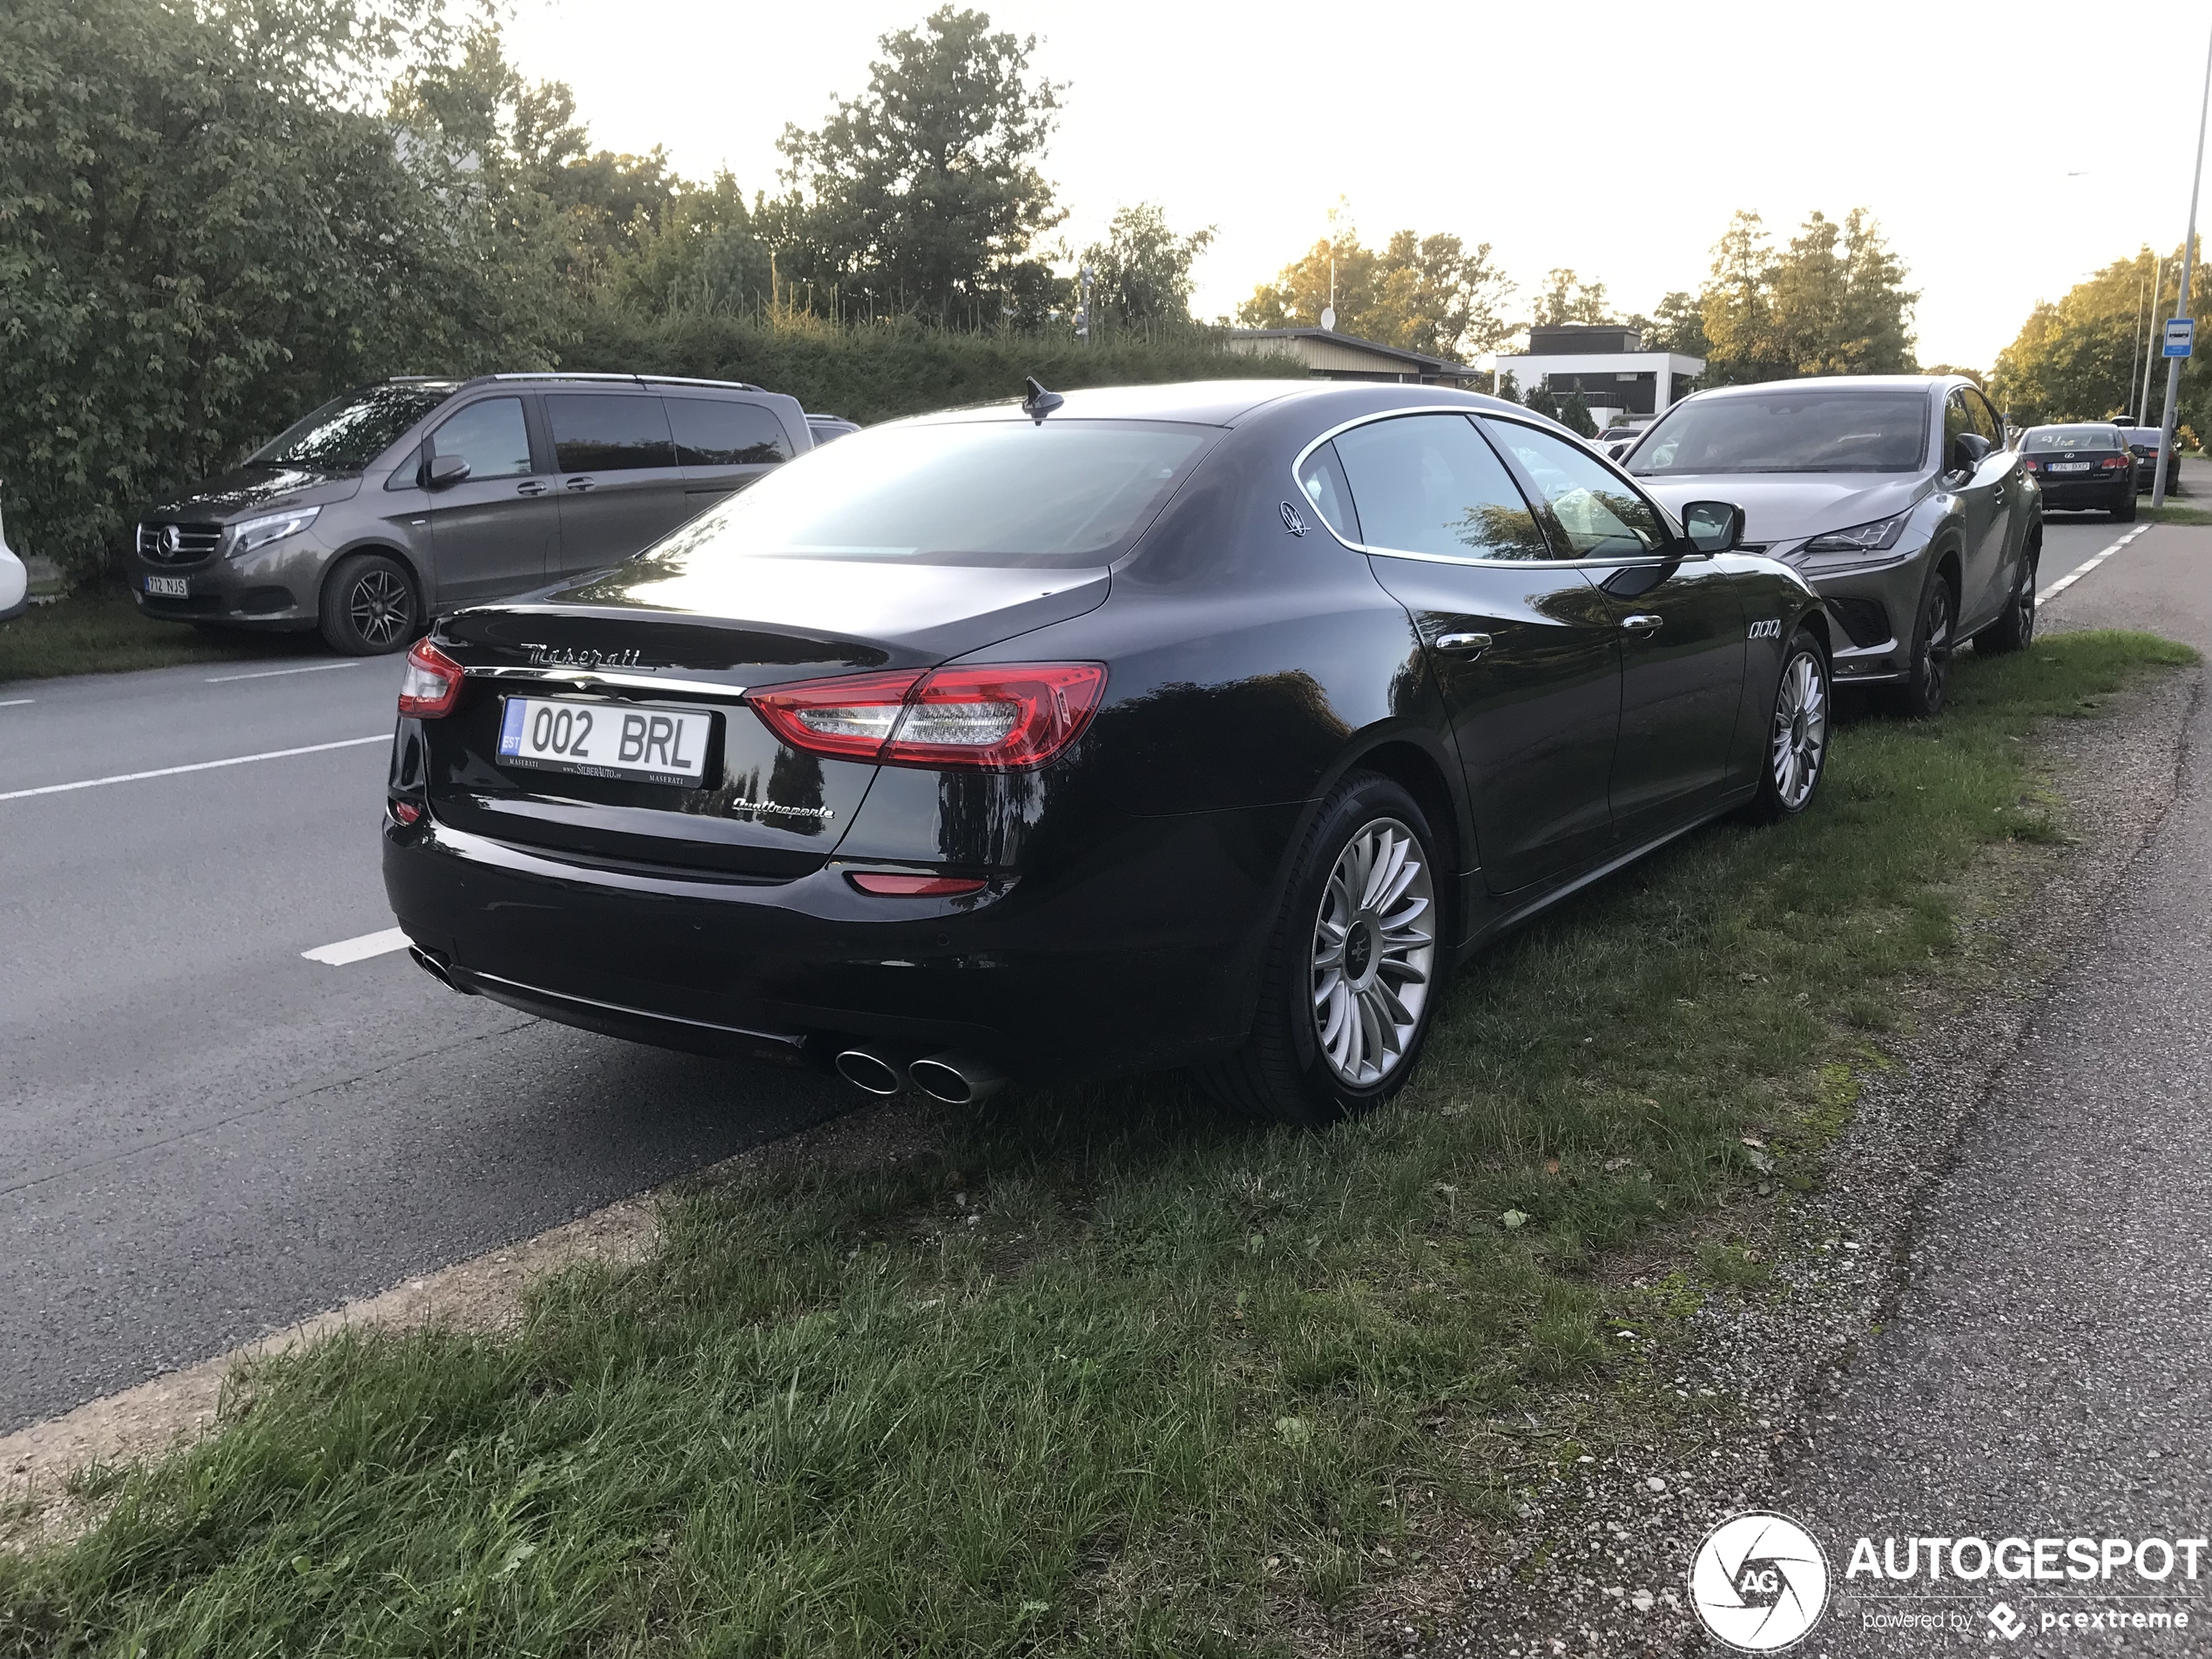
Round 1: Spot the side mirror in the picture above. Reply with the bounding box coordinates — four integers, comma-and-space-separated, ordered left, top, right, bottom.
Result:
1950, 431, 1993, 475
1680, 500, 1744, 555
425, 454, 471, 489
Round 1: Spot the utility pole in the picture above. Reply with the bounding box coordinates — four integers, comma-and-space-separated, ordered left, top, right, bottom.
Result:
1076, 265, 1093, 345
2155, 22, 2212, 510
2129, 261, 2148, 418
2141, 256, 2171, 427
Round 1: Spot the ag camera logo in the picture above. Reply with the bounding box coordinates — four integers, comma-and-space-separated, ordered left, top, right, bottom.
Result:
1689, 1512, 1832, 1650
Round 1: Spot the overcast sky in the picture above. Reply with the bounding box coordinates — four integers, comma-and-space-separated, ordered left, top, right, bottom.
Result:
503, 0, 2212, 370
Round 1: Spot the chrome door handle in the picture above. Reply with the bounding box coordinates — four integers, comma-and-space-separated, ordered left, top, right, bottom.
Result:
565, 476, 596, 493
516, 480, 549, 496
1434, 631, 1493, 655
1621, 613, 1664, 633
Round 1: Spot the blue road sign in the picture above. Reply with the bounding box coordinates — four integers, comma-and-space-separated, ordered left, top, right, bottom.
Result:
2164, 317, 2195, 358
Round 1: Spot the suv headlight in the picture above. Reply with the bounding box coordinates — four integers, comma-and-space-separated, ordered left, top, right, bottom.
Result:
1801, 513, 1910, 555
229, 506, 320, 556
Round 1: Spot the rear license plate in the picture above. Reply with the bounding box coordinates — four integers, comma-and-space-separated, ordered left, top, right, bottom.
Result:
496, 697, 714, 787
2048, 462, 2092, 472
145, 574, 189, 597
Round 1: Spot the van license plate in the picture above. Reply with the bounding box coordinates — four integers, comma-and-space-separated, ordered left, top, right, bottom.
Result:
145, 575, 189, 597
496, 697, 714, 787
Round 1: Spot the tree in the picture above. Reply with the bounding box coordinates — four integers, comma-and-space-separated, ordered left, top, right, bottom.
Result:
1080, 203, 1214, 328
1239, 221, 1514, 359
1530, 268, 1611, 327
1990, 246, 2212, 428
1624, 290, 1710, 357
1696, 208, 1919, 384
775, 6, 1066, 322
0, 0, 559, 581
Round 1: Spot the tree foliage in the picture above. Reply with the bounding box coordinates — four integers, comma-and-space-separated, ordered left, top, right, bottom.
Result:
1238, 220, 1514, 359
1990, 246, 2210, 428
774, 6, 1065, 323
1079, 203, 1214, 327
1529, 268, 1611, 327
1696, 209, 1917, 383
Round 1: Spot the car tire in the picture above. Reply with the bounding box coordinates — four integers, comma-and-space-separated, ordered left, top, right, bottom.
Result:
1976, 540, 2039, 656
1882, 565, 1955, 719
1746, 628, 1831, 824
2112, 488, 2137, 523
1202, 772, 1443, 1127
319, 553, 420, 655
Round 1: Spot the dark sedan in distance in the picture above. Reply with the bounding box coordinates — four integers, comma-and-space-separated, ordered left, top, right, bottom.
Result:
385, 381, 1836, 1123
2020, 422, 2136, 520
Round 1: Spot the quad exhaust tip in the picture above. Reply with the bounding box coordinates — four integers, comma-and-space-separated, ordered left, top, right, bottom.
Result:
833, 1045, 1006, 1105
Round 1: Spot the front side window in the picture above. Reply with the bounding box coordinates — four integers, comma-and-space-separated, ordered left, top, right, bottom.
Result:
622, 419, 1213, 571
1631, 389, 1932, 475
429, 398, 532, 480
1481, 418, 1667, 557
1964, 388, 2000, 443
548, 395, 678, 472
1943, 391, 1973, 458
669, 397, 792, 467
251, 382, 458, 472
1332, 414, 1552, 560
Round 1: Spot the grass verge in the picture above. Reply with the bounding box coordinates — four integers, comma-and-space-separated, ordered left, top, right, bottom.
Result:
2143, 502, 2212, 526
0, 631, 2195, 1657
0, 592, 316, 684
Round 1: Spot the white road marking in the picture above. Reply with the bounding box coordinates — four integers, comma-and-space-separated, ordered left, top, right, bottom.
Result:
2040, 524, 2154, 604
0, 734, 387, 802
301, 926, 410, 966
0, 698, 31, 708
206, 661, 360, 684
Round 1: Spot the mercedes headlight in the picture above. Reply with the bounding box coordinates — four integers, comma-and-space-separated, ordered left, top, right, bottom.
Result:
229, 506, 320, 556
1801, 513, 1909, 555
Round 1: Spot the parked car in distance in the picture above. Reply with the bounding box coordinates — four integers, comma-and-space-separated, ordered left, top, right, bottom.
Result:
806, 413, 862, 444
2117, 425, 2182, 495
131, 374, 812, 654
1600, 413, 1658, 458
0, 496, 26, 622
1622, 374, 2041, 717
387, 380, 1834, 1124
2018, 423, 2136, 521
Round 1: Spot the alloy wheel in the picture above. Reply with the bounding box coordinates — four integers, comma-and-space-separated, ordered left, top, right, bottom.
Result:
349, 568, 413, 648
1770, 649, 1828, 811
1918, 583, 1952, 707
1310, 817, 1436, 1088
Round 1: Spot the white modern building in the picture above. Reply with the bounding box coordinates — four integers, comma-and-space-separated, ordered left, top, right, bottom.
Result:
1490, 324, 1703, 421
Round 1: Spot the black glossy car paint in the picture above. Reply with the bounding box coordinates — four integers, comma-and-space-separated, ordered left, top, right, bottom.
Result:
384, 381, 1828, 1082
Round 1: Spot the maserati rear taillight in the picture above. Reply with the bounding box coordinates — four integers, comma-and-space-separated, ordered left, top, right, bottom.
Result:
846, 872, 988, 896
749, 664, 1106, 770
397, 639, 464, 718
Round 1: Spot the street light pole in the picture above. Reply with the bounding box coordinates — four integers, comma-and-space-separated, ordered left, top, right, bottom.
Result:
2154, 23, 2212, 509
2141, 256, 2169, 424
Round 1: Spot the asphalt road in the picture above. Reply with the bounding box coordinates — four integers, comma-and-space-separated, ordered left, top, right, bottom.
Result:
0, 656, 853, 1433
1779, 517, 2212, 1652
0, 508, 2174, 1437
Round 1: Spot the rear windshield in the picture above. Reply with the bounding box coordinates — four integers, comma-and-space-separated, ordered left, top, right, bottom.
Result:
643, 419, 1215, 569
2025, 427, 2124, 453
252, 383, 457, 472
1629, 390, 1931, 475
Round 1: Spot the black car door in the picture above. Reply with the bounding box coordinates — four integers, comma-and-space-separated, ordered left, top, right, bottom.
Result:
1322, 412, 1622, 894
1480, 415, 1747, 844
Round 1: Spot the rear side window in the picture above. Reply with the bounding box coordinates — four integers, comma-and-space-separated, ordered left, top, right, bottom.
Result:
1480, 418, 1668, 557
429, 398, 532, 480
669, 398, 792, 467
1295, 442, 1359, 541
1332, 414, 1552, 560
548, 395, 678, 472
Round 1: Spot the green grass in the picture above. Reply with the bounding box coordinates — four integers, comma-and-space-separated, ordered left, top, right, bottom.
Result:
0, 631, 2195, 1657
2143, 502, 2212, 526
0, 592, 316, 683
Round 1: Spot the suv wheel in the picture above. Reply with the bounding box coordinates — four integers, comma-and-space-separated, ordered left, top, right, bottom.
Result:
1202, 773, 1442, 1126
320, 553, 420, 655
1977, 542, 2039, 656
1885, 568, 1954, 719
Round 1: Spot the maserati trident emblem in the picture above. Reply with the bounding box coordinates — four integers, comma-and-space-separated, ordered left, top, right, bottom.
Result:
1280, 502, 1308, 536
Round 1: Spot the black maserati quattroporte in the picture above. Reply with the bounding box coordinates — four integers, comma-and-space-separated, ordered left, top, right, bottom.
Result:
385, 381, 1833, 1123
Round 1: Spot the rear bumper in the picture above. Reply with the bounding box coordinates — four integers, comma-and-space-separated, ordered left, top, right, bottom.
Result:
382, 802, 1301, 1079
2034, 475, 2133, 510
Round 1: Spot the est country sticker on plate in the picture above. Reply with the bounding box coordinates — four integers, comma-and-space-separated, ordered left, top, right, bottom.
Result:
496, 696, 714, 787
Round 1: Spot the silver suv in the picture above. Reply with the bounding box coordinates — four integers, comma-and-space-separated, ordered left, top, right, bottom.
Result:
130, 374, 811, 653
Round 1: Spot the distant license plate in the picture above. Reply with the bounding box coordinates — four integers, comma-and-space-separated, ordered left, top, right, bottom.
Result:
496, 697, 714, 787
2048, 462, 2092, 472
144, 574, 189, 597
